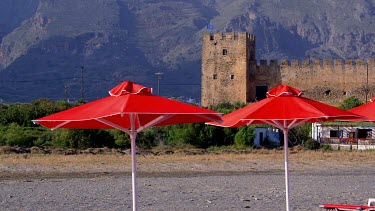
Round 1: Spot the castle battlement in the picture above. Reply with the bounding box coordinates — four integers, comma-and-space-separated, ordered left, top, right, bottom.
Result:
259, 58, 374, 68
203, 32, 256, 42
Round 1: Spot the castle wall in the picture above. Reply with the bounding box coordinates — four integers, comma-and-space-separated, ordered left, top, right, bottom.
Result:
201, 32, 255, 106
252, 60, 280, 94
280, 58, 375, 104
201, 32, 375, 106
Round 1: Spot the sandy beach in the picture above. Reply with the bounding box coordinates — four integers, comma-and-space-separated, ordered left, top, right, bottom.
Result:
0, 149, 374, 210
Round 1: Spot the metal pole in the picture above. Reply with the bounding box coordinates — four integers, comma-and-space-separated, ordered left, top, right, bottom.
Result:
130, 113, 138, 211
81, 66, 85, 102
64, 85, 68, 108
366, 63, 369, 103
155, 72, 163, 95
283, 121, 290, 211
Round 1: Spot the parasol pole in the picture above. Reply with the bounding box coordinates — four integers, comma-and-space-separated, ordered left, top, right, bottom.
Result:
130, 113, 138, 211
284, 120, 290, 211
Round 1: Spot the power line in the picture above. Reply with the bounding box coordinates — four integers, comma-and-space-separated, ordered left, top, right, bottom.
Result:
0, 92, 65, 100
0, 77, 77, 83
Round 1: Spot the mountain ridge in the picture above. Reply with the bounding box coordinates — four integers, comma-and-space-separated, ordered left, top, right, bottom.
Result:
0, 0, 374, 102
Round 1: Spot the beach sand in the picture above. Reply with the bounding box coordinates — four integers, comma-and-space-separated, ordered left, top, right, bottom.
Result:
0, 150, 374, 210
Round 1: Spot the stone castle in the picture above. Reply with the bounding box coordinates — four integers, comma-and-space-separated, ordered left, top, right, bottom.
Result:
201, 32, 375, 107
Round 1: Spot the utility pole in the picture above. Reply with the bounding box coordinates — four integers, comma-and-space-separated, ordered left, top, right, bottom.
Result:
81, 66, 85, 102
155, 72, 163, 95
64, 85, 69, 108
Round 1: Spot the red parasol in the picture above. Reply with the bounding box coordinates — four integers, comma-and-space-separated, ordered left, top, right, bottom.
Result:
207, 84, 362, 211
33, 80, 222, 211
349, 97, 375, 121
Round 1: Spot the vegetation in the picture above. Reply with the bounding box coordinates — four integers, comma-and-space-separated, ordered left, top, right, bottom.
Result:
289, 123, 312, 146
0, 100, 252, 150
338, 96, 363, 110
320, 143, 333, 151
304, 139, 320, 150
0, 99, 349, 151
234, 126, 255, 147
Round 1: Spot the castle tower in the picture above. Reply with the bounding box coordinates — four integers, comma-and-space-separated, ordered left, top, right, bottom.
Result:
201, 32, 256, 107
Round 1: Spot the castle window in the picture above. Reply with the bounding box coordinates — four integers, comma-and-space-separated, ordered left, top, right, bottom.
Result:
325, 90, 331, 96
210, 35, 214, 40
230, 74, 234, 80
213, 74, 217, 79
343, 91, 347, 95
223, 49, 228, 55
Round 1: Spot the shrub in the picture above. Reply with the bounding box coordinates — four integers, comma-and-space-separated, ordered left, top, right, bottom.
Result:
51, 129, 115, 149
0, 126, 7, 146
321, 143, 333, 151
5, 123, 35, 147
289, 123, 312, 146
339, 96, 363, 110
137, 127, 166, 149
165, 123, 234, 149
304, 139, 320, 150
234, 126, 255, 147
165, 124, 196, 147
110, 130, 130, 148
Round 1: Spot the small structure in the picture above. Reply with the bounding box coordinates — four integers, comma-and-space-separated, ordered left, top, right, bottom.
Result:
254, 128, 280, 147
312, 123, 375, 150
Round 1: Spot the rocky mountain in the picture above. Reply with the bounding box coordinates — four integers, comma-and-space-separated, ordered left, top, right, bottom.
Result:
0, 0, 374, 102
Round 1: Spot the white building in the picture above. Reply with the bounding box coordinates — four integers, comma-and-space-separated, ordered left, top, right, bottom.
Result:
311, 123, 375, 149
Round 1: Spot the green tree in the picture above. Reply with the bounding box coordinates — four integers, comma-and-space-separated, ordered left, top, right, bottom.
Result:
339, 96, 363, 110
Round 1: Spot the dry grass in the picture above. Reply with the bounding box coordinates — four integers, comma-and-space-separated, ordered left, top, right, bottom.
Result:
1, 150, 374, 171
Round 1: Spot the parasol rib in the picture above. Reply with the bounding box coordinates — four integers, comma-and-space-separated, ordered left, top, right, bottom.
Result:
51, 121, 71, 130
136, 114, 174, 133
96, 118, 131, 134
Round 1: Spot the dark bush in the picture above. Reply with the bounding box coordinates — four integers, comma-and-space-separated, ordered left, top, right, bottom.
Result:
51, 129, 115, 149
137, 127, 166, 149
110, 130, 130, 148
304, 139, 320, 150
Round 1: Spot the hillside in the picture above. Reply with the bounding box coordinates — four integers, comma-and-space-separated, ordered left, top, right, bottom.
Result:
0, 0, 374, 102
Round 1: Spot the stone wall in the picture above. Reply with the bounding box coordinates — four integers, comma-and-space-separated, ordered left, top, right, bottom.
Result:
201, 31, 375, 106
280, 58, 375, 104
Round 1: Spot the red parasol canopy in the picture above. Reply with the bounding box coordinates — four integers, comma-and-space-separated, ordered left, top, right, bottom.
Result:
207, 84, 362, 211
34, 81, 221, 130
33, 80, 222, 211
348, 97, 375, 121
210, 85, 360, 128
